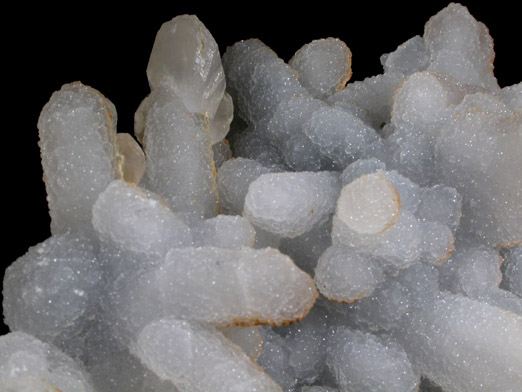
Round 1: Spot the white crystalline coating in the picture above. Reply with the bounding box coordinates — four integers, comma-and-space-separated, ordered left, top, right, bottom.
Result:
382, 170, 422, 213
209, 92, 234, 144
435, 92, 522, 247
256, 327, 297, 390
340, 158, 386, 187
391, 72, 452, 131
220, 326, 263, 360
155, 247, 317, 326
283, 306, 329, 385
315, 245, 384, 303
116, 133, 146, 185
328, 72, 404, 130
0, 332, 95, 392
264, 95, 325, 146
418, 221, 454, 265
147, 15, 225, 117
380, 35, 430, 76
243, 172, 341, 238
438, 245, 522, 316
2, 234, 101, 348
217, 157, 273, 215
397, 293, 522, 392
232, 128, 287, 169
0, 377, 61, 392
326, 328, 419, 392
279, 219, 332, 274
212, 139, 233, 169
289, 38, 352, 98
192, 215, 256, 248
222, 39, 306, 122
303, 105, 382, 168
301, 387, 339, 392
141, 86, 219, 222
440, 245, 503, 294
336, 172, 401, 235
502, 246, 522, 298
114, 247, 317, 334
332, 210, 423, 269
499, 83, 522, 112
37, 82, 122, 236
134, 319, 282, 392
416, 184, 462, 232
424, 3, 498, 90
92, 180, 192, 256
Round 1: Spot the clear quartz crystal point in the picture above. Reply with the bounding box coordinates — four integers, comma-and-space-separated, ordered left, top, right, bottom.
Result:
147, 14, 226, 118
37, 82, 123, 236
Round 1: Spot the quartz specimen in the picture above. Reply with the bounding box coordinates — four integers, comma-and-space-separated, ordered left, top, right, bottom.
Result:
3, 3, 522, 392
37, 82, 122, 236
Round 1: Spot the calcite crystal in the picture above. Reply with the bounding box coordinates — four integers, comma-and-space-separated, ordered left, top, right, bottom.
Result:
3, 3, 522, 392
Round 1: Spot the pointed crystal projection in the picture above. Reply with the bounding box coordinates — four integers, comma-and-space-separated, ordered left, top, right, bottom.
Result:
290, 38, 352, 99
147, 14, 225, 118
140, 86, 218, 223
116, 133, 146, 185
243, 171, 341, 238
134, 319, 282, 392
108, 247, 317, 338
92, 180, 192, 257
0, 332, 95, 392
37, 82, 122, 236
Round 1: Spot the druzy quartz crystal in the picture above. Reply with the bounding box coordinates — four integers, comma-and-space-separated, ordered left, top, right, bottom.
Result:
2, 4, 522, 392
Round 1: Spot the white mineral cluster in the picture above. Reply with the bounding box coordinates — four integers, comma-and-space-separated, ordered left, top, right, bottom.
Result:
2, 4, 522, 392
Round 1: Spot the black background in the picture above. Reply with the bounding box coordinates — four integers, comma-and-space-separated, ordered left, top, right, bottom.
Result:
2, 2, 519, 335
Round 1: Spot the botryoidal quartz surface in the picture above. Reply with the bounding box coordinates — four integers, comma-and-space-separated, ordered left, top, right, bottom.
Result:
2, 4, 522, 392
